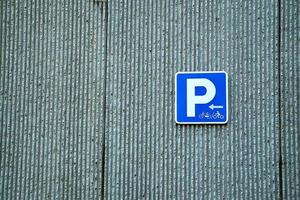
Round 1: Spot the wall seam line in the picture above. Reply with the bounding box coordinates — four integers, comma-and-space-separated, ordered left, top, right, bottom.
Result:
277, 0, 283, 199
101, 1, 109, 200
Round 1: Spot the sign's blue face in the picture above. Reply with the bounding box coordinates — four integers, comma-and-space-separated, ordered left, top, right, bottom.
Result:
175, 72, 228, 124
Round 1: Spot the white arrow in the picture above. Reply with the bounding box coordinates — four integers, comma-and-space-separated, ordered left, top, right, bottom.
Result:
209, 104, 223, 110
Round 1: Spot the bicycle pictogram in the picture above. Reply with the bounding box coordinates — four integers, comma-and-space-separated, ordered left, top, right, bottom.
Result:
212, 111, 224, 119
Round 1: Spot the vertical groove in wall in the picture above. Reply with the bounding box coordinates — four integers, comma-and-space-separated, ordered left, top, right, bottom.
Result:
0, 1, 107, 199
106, 0, 280, 199
280, 0, 300, 199
277, 0, 283, 199
101, 1, 109, 200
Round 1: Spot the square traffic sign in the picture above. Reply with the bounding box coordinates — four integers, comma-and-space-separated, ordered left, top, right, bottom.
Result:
175, 71, 228, 124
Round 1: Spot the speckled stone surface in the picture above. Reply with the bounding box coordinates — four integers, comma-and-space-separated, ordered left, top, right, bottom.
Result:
0, 0, 299, 199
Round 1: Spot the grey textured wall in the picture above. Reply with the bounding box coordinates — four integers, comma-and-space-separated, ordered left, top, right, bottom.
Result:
0, 0, 299, 200
0, 1, 107, 199
280, 0, 300, 199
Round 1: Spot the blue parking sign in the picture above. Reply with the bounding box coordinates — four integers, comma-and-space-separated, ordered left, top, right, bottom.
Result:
175, 71, 228, 124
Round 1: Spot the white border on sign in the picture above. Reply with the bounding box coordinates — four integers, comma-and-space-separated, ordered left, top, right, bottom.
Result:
175, 71, 229, 125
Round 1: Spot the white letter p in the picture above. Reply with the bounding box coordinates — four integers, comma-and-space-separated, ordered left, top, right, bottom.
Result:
186, 78, 216, 117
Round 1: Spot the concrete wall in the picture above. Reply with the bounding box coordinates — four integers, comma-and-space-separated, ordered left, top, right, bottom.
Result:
280, 1, 300, 198
0, 1, 107, 199
0, 0, 299, 199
